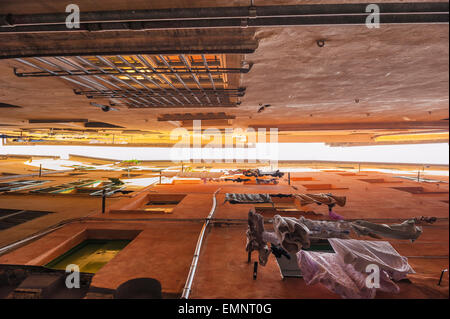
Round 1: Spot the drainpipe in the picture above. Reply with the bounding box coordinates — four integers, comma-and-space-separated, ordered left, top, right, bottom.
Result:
181, 188, 221, 299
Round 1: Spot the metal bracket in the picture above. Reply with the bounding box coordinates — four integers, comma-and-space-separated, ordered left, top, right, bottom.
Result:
13, 67, 22, 77
249, 6, 257, 18
240, 18, 249, 28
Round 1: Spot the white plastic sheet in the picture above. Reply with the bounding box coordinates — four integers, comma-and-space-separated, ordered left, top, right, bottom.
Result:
328, 238, 415, 281
297, 239, 414, 298
298, 250, 401, 299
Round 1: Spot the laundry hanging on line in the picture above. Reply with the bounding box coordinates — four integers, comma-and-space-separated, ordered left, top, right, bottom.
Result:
328, 238, 415, 281
246, 211, 416, 299
273, 215, 352, 254
256, 178, 279, 185
246, 211, 423, 265
225, 193, 347, 207
246, 210, 271, 266
225, 193, 273, 204
351, 219, 423, 242
242, 169, 285, 178
224, 178, 251, 183
294, 193, 347, 207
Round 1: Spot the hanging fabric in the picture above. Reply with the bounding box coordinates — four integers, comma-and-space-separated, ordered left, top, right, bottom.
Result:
225, 193, 273, 204
351, 219, 422, 242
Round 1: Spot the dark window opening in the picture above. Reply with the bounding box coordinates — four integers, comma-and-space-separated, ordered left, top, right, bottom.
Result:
0, 209, 53, 230
146, 194, 186, 206
31, 179, 97, 194
0, 103, 22, 108
291, 177, 315, 181
255, 207, 322, 219
391, 187, 449, 195
302, 184, 349, 191
0, 180, 49, 192
303, 240, 335, 253
84, 122, 123, 128
144, 194, 187, 214
359, 178, 400, 184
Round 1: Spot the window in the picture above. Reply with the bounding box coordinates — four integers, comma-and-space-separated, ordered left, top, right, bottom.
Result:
0, 102, 21, 108
291, 177, 315, 181
254, 207, 320, 218
0, 180, 49, 192
31, 180, 98, 194
359, 178, 399, 184
391, 187, 449, 195
45, 239, 131, 273
254, 196, 316, 218
0, 209, 53, 230
303, 240, 335, 253
144, 194, 186, 214
302, 184, 349, 191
